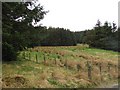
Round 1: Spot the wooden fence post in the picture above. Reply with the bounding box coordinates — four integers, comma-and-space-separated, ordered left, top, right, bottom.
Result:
107, 63, 111, 79
99, 63, 102, 81
86, 61, 92, 80
77, 64, 81, 72
26, 51, 28, 59
36, 53, 38, 63
114, 65, 117, 73
23, 51, 25, 59
29, 52, 30, 60
44, 53, 46, 65
64, 59, 68, 69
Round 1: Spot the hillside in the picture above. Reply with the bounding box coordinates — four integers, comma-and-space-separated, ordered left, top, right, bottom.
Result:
2, 45, 119, 88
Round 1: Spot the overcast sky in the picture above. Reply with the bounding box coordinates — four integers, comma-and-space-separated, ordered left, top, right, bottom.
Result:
38, 0, 119, 31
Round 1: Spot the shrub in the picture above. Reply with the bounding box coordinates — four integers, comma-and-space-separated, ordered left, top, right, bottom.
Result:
2, 42, 18, 61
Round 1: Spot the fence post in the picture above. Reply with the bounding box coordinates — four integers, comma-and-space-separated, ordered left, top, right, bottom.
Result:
86, 61, 92, 80
114, 65, 117, 73
26, 51, 28, 59
64, 59, 68, 69
44, 53, 46, 65
77, 64, 81, 72
36, 53, 38, 63
39, 52, 41, 63
28, 52, 30, 60
99, 63, 102, 81
23, 51, 26, 59
107, 63, 111, 79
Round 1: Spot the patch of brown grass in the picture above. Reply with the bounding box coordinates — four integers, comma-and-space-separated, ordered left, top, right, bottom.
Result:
67, 60, 77, 70
38, 79, 53, 88
92, 72, 101, 83
76, 61, 86, 70
92, 66, 100, 74
39, 71, 48, 80
79, 78, 91, 85
2, 75, 29, 88
109, 68, 118, 79
74, 72, 88, 80
51, 70, 65, 80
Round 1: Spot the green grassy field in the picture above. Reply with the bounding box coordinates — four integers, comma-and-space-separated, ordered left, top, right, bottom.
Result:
2, 44, 119, 88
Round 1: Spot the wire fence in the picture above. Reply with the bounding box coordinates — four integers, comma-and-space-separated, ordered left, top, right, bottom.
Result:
21, 50, 118, 81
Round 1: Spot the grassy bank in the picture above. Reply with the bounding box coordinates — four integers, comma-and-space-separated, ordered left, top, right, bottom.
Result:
2, 45, 119, 88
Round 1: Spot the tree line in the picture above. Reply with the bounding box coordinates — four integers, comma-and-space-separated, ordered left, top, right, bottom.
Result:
74, 20, 119, 52
28, 27, 77, 47
2, 2, 119, 61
